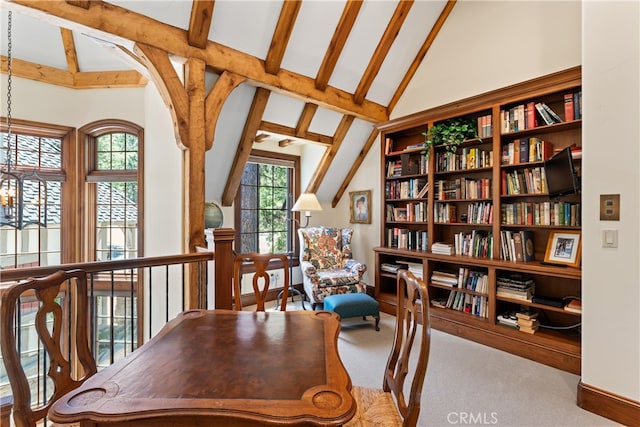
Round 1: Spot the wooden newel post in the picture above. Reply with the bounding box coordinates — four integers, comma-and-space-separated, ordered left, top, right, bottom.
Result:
213, 228, 235, 309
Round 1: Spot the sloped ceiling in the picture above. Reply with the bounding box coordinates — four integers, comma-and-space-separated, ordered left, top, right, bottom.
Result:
0, 0, 455, 206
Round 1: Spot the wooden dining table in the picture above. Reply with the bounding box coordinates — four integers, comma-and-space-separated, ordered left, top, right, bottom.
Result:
49, 309, 355, 426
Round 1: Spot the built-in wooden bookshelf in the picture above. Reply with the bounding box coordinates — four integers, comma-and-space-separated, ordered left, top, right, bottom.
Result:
375, 67, 582, 374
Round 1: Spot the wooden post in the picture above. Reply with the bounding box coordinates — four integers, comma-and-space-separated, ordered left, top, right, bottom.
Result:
213, 228, 235, 309
0, 396, 13, 427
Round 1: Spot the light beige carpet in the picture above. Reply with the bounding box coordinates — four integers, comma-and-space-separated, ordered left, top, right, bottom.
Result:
262, 300, 619, 427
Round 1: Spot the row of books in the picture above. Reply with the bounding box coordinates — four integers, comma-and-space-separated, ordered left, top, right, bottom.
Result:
430, 267, 488, 293
500, 101, 564, 133
432, 292, 488, 318
453, 230, 493, 258
501, 201, 581, 227
386, 202, 427, 223
501, 167, 547, 195
386, 154, 428, 177
564, 91, 582, 121
435, 147, 493, 172
477, 114, 493, 138
501, 137, 553, 165
384, 228, 428, 251
434, 178, 492, 200
385, 179, 427, 200
433, 202, 494, 225
500, 230, 535, 262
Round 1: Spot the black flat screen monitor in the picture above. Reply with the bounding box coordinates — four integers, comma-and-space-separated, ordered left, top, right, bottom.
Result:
544, 146, 579, 197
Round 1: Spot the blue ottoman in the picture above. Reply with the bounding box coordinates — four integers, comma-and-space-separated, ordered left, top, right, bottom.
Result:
323, 293, 380, 331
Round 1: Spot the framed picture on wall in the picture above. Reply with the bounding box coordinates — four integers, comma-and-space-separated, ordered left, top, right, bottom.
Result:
544, 230, 582, 267
350, 190, 371, 224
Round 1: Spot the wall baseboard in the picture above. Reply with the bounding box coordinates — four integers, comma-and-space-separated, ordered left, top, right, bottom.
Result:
577, 381, 640, 426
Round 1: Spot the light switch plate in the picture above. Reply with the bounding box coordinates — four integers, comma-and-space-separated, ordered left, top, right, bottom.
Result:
602, 229, 618, 248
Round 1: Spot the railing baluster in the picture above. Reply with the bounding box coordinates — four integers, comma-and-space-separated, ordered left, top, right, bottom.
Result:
129, 268, 135, 354
109, 271, 115, 365
148, 266, 153, 340
182, 264, 186, 312
165, 265, 169, 324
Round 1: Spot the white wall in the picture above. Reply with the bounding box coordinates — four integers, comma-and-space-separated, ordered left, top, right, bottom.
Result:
582, 1, 640, 401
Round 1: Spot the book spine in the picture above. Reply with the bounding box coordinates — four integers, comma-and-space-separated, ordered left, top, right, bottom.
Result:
564, 94, 574, 122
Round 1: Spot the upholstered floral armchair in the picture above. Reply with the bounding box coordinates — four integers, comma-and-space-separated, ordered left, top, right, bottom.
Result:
298, 226, 367, 309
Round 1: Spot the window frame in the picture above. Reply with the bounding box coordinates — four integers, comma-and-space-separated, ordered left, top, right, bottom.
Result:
234, 149, 301, 269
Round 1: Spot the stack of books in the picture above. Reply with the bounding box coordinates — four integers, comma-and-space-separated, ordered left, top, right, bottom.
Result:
496, 273, 535, 301
516, 310, 540, 334
431, 242, 454, 255
496, 311, 518, 329
430, 270, 458, 287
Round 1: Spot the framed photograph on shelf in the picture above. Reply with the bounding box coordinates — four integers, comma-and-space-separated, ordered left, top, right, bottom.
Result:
544, 230, 582, 267
350, 190, 371, 224
392, 207, 408, 222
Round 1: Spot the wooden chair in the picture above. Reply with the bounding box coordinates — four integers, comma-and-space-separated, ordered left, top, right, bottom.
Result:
345, 270, 431, 427
0, 270, 97, 427
233, 253, 290, 311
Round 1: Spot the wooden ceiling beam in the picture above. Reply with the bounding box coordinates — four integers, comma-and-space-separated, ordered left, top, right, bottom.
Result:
387, 0, 456, 113
59, 28, 79, 73
305, 115, 354, 194
134, 42, 189, 149
353, 0, 413, 105
204, 71, 246, 150
222, 87, 271, 206
187, 0, 214, 49
259, 120, 333, 147
332, 127, 378, 207
7, 0, 387, 123
295, 103, 318, 137
264, 0, 301, 75
1, 55, 146, 88
315, 0, 362, 91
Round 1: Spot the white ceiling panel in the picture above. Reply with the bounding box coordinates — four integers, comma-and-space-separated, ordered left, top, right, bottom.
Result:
108, 1, 191, 31
1, 13, 67, 69
367, 0, 446, 106
308, 106, 343, 136
208, 0, 283, 60
74, 31, 135, 72
327, 0, 396, 94
280, 0, 345, 79
262, 92, 306, 125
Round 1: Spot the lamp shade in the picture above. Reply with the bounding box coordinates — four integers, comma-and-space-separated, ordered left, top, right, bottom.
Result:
291, 193, 322, 212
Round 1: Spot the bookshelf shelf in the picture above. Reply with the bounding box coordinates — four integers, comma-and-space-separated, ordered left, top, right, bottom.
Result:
375, 67, 582, 374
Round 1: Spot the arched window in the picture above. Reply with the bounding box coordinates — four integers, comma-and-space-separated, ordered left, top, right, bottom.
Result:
79, 120, 144, 261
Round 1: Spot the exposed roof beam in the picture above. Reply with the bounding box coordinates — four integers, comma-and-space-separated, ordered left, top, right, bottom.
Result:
222, 88, 271, 206
204, 71, 246, 150
7, 0, 388, 123
59, 28, 79, 73
187, 0, 214, 49
135, 42, 189, 148
387, 0, 456, 113
353, 0, 413, 105
332, 128, 378, 208
305, 115, 354, 193
259, 120, 332, 147
295, 103, 318, 137
315, 0, 362, 91
0, 55, 146, 88
264, 0, 301, 75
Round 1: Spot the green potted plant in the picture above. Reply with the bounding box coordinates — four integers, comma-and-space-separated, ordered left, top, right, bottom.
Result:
422, 117, 480, 157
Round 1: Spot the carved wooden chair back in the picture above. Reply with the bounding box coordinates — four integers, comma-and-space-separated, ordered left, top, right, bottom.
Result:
345, 269, 431, 427
385, 269, 431, 426
0, 270, 97, 427
233, 253, 289, 311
